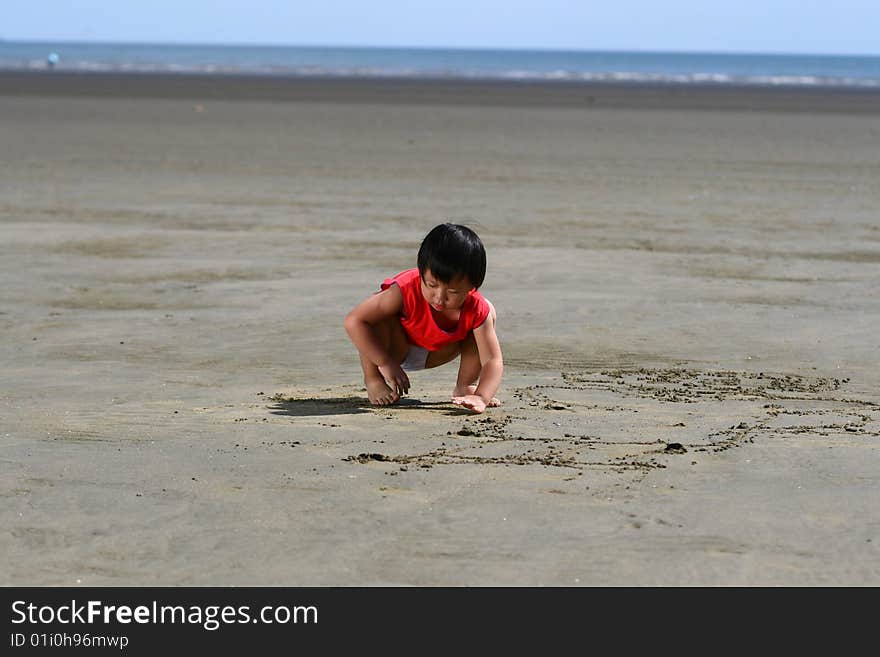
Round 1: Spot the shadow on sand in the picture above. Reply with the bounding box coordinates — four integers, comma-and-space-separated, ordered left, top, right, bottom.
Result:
268, 396, 471, 417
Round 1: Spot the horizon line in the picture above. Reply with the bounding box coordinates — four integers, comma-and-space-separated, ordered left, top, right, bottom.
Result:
1, 37, 879, 59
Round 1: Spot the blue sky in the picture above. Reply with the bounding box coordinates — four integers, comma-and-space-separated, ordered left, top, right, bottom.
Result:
4, 1, 879, 55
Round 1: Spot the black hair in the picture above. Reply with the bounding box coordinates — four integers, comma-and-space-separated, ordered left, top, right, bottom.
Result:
417, 223, 486, 289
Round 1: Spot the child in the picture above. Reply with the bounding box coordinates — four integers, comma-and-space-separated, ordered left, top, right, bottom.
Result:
344, 223, 503, 414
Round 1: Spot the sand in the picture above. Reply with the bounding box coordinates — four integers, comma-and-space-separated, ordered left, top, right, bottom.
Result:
1, 74, 878, 585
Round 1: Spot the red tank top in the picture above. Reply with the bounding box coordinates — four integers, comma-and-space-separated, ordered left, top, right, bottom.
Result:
381, 269, 490, 352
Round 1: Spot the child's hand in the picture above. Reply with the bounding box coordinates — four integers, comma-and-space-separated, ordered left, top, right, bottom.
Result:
452, 394, 500, 414
378, 363, 410, 397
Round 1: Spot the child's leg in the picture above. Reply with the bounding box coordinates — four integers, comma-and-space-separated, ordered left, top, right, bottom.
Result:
451, 331, 482, 398
359, 316, 409, 406
450, 303, 500, 407
449, 334, 499, 406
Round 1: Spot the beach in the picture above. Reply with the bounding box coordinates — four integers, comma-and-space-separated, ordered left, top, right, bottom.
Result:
1, 73, 878, 585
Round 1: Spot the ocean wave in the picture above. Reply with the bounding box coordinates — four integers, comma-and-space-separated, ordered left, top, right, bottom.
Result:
498, 69, 880, 88
1, 59, 879, 89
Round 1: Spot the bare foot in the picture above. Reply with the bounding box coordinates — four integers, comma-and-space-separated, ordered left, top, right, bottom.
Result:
452, 384, 478, 398
366, 378, 400, 406
452, 384, 500, 409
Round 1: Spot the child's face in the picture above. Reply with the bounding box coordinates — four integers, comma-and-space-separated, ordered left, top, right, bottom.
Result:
420, 269, 474, 312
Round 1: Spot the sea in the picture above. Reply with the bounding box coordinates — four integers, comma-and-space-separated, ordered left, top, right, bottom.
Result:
2, 40, 879, 89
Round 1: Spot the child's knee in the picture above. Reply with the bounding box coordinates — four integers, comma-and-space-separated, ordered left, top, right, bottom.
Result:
460, 332, 478, 355
424, 341, 463, 369
372, 315, 403, 342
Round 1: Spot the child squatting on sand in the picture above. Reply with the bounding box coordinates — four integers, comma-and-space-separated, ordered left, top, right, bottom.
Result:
344, 223, 503, 414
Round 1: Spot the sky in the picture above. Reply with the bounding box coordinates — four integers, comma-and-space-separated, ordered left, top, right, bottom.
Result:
3, 1, 879, 56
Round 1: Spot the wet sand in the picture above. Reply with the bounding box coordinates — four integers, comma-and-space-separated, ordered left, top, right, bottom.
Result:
1, 74, 879, 585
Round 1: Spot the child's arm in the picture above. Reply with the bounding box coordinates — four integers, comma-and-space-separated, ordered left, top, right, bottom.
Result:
343, 285, 410, 395
454, 308, 503, 413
